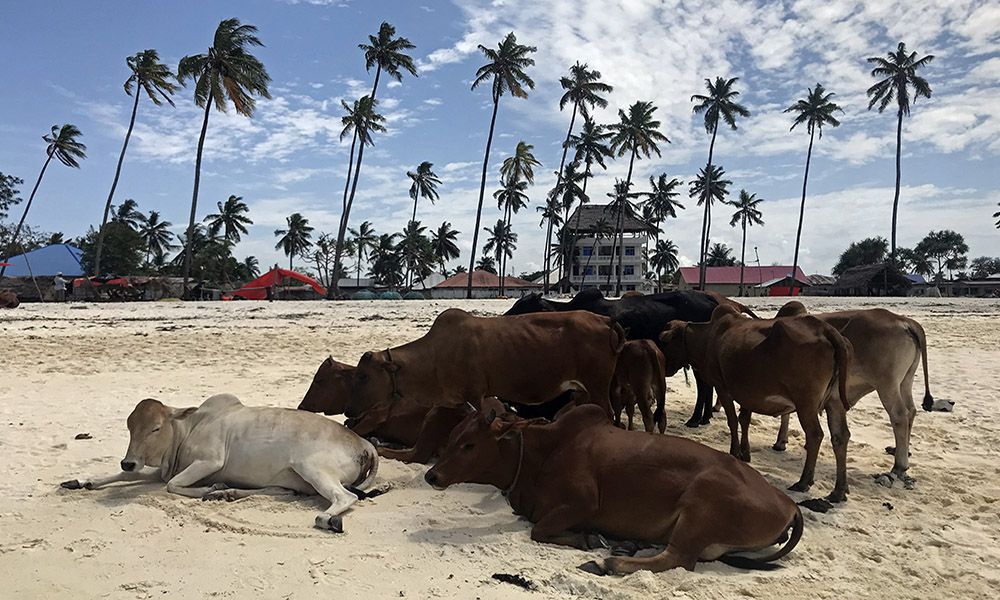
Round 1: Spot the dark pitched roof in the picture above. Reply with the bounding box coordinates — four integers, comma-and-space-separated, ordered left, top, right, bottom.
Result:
562, 204, 648, 234
833, 263, 912, 291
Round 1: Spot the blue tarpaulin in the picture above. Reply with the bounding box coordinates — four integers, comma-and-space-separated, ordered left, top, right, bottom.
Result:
1, 244, 84, 276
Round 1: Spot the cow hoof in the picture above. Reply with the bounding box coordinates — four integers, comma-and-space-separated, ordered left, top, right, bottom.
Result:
740, 451, 751, 463
827, 490, 848, 503
700, 415, 712, 425
611, 541, 639, 557
901, 475, 916, 490
577, 560, 608, 576
772, 442, 786, 452
788, 481, 812, 493
684, 417, 701, 428
315, 514, 344, 533
585, 533, 610, 550
60, 479, 89, 490
209, 482, 229, 491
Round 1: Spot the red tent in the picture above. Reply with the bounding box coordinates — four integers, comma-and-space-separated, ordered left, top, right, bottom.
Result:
230, 267, 326, 300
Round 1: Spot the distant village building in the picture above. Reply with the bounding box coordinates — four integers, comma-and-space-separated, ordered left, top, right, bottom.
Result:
941, 273, 1000, 298
832, 263, 912, 296
429, 269, 541, 299
562, 205, 651, 294
677, 266, 807, 297
803, 274, 837, 296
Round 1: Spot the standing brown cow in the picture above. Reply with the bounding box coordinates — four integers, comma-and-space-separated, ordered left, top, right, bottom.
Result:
771, 301, 933, 487
658, 304, 853, 502
424, 398, 803, 574
611, 340, 667, 433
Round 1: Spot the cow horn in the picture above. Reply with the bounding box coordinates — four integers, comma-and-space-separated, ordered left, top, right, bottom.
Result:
465, 401, 477, 413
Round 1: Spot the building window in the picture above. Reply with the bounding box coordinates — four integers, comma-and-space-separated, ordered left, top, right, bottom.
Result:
625, 246, 635, 256
572, 266, 579, 276
582, 246, 593, 256
623, 265, 635, 276
585, 266, 594, 276
599, 246, 613, 257
626, 285, 636, 291
598, 265, 611, 276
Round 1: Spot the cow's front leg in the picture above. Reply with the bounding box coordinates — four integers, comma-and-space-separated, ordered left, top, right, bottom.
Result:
61, 469, 160, 490
789, 409, 823, 493
165, 459, 226, 498
530, 503, 600, 551
686, 374, 711, 428
720, 394, 741, 458
737, 407, 753, 462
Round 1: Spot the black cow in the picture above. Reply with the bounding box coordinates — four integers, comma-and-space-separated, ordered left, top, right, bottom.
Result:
506, 288, 758, 426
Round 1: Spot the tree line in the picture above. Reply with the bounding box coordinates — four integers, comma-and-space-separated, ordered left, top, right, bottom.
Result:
4, 15, 986, 296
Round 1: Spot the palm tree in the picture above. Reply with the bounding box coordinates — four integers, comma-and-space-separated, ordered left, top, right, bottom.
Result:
407, 161, 441, 224
603, 180, 640, 289
500, 141, 542, 185
866, 42, 934, 256
994, 202, 1000, 229
111, 198, 143, 230
273, 212, 314, 270
94, 49, 178, 276
177, 18, 271, 296
649, 238, 680, 292
608, 101, 669, 294
689, 165, 732, 276
580, 215, 612, 289
137, 210, 175, 267
398, 220, 428, 288
706, 242, 736, 267
476, 255, 497, 274
483, 219, 517, 289
784, 84, 842, 284
493, 176, 530, 295
367, 233, 402, 288
467, 32, 536, 299
242, 255, 260, 279
727, 190, 765, 295
430, 221, 461, 275
568, 117, 614, 195
539, 63, 613, 292
640, 173, 684, 254
691, 76, 750, 289
204, 195, 252, 244
330, 95, 387, 297
349, 220, 378, 287
1, 124, 86, 279
551, 161, 589, 287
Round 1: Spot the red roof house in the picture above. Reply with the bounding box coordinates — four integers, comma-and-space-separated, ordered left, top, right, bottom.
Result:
678, 266, 808, 296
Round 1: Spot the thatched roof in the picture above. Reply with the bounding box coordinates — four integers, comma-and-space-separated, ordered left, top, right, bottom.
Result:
563, 204, 648, 234
834, 263, 912, 294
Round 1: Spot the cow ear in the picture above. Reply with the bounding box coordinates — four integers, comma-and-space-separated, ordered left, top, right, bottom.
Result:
323, 355, 333, 365
173, 407, 197, 419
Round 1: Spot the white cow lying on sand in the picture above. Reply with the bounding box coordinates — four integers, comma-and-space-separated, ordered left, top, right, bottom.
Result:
62, 394, 382, 531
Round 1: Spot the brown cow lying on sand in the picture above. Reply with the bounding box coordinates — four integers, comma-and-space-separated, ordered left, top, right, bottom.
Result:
344, 308, 624, 462
297, 356, 356, 415
297, 355, 574, 464
611, 340, 667, 433
424, 398, 803, 574
0, 290, 18, 309
771, 301, 933, 488
658, 304, 853, 502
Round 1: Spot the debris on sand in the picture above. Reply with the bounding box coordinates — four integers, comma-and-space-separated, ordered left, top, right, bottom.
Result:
74, 433, 92, 440
492, 573, 535, 591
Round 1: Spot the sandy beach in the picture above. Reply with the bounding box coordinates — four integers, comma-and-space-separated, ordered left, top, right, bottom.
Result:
2, 297, 999, 599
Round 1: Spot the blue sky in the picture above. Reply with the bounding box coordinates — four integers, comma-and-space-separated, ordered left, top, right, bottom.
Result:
2, 0, 998, 276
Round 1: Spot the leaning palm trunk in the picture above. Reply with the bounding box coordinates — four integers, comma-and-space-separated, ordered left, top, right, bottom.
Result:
0, 154, 53, 280
890, 108, 903, 257
94, 91, 141, 276
544, 101, 579, 294
333, 131, 370, 298
182, 99, 213, 296
739, 218, 748, 296
791, 127, 815, 286
467, 98, 500, 299
613, 149, 637, 295
697, 128, 718, 291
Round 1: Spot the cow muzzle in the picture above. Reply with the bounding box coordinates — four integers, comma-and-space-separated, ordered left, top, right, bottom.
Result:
424, 469, 446, 490
120, 460, 137, 472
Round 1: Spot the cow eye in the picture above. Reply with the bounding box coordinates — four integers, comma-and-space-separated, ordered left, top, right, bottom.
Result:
460, 443, 473, 451
151, 427, 161, 433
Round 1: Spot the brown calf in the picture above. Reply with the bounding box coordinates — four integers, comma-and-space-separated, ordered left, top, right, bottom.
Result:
424, 399, 803, 574
658, 304, 853, 502
297, 356, 356, 415
611, 340, 667, 433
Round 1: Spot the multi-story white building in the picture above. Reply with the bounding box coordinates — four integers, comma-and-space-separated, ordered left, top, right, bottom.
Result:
563, 204, 651, 294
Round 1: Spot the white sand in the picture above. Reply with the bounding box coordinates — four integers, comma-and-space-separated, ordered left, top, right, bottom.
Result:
1, 297, 998, 599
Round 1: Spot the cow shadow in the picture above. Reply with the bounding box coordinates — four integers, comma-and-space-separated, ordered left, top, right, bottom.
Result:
407, 517, 528, 545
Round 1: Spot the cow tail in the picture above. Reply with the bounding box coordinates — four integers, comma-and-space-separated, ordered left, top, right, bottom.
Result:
738, 302, 760, 319
824, 326, 852, 413
609, 319, 627, 354
906, 321, 934, 411
348, 443, 380, 498
717, 506, 803, 570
